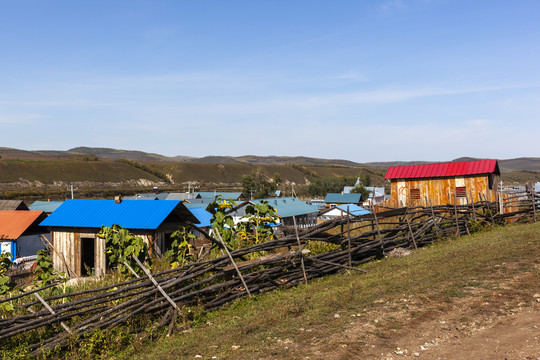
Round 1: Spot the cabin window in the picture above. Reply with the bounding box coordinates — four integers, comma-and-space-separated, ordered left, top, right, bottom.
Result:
410, 189, 420, 200
456, 186, 467, 198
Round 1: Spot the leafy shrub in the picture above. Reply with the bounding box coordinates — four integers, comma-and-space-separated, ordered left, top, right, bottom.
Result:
165, 226, 197, 268
98, 225, 151, 276
33, 249, 65, 287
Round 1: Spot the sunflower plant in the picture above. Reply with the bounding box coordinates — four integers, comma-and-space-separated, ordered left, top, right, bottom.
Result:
165, 225, 197, 268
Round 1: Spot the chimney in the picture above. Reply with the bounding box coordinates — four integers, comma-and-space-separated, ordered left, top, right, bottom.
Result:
115, 195, 122, 204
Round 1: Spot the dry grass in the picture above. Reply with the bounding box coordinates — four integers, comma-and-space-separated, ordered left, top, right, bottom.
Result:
125, 222, 540, 360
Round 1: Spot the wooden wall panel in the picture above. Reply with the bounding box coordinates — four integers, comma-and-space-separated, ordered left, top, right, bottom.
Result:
386, 175, 498, 208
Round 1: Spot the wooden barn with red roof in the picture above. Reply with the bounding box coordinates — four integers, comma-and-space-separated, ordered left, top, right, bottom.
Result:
384, 159, 500, 208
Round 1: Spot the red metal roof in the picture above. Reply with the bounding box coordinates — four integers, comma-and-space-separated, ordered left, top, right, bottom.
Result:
385, 160, 500, 180
0, 211, 44, 240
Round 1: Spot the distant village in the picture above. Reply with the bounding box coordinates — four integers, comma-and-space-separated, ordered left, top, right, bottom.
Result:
1, 159, 538, 280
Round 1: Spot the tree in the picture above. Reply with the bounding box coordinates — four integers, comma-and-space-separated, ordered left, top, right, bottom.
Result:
307, 176, 357, 197
242, 169, 278, 199
350, 184, 372, 201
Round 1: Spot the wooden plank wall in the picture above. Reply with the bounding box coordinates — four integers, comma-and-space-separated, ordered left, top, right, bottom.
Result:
51, 231, 75, 276
386, 175, 498, 208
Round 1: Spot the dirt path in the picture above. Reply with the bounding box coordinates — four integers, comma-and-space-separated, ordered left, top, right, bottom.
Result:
300, 270, 540, 360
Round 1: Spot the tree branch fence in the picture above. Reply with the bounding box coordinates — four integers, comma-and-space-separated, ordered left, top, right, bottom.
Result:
0, 188, 538, 356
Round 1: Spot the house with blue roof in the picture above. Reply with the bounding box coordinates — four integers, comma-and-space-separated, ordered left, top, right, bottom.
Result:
317, 204, 370, 223
29, 201, 64, 214
227, 197, 319, 228
324, 193, 363, 208
40, 199, 199, 277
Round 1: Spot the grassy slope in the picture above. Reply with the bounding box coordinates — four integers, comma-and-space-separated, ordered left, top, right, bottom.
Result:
151, 163, 382, 185
128, 222, 540, 360
0, 160, 161, 183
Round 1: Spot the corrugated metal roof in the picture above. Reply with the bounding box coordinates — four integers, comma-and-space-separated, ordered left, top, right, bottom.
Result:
365, 187, 385, 198
165, 193, 197, 201
0, 200, 29, 211
319, 204, 370, 217
197, 192, 243, 200
29, 201, 64, 213
324, 193, 363, 204
248, 197, 320, 218
0, 211, 44, 240
188, 208, 213, 228
40, 199, 199, 229
184, 201, 213, 210
336, 204, 371, 216
385, 160, 500, 180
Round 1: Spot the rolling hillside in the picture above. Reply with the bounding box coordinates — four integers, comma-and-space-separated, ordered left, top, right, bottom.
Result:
0, 147, 538, 199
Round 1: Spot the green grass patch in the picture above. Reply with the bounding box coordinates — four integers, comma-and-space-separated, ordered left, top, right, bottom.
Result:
123, 222, 539, 360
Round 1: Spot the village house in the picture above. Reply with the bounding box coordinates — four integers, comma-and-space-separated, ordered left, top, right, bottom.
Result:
0, 200, 29, 211
40, 199, 199, 277
363, 187, 387, 207
317, 204, 370, 223
227, 197, 320, 228
0, 210, 48, 260
384, 159, 501, 208
324, 193, 363, 208
28, 201, 64, 214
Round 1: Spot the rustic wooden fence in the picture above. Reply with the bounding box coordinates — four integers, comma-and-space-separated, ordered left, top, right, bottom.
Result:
0, 194, 538, 356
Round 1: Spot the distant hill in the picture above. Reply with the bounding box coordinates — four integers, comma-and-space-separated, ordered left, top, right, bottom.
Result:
1, 147, 539, 194
498, 157, 540, 171
66, 147, 189, 162
188, 155, 362, 167
2, 146, 539, 171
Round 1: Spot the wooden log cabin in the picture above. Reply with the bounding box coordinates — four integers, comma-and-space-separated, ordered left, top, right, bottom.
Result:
40, 199, 199, 277
384, 159, 500, 208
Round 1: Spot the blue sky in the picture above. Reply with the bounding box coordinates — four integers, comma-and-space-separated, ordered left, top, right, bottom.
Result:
1, 0, 539, 162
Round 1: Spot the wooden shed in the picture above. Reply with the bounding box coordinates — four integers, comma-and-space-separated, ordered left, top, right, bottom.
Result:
0, 210, 48, 259
40, 199, 199, 277
384, 159, 500, 208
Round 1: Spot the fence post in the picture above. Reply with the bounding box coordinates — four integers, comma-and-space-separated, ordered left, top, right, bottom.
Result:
131, 255, 182, 312
372, 207, 384, 254
34, 293, 72, 334
425, 196, 440, 233
453, 192, 460, 237
346, 206, 352, 267
468, 190, 477, 222
213, 231, 251, 297
292, 216, 308, 285
404, 207, 417, 249
530, 181, 537, 222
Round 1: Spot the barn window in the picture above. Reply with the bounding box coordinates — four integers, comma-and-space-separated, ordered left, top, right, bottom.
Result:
456, 186, 467, 198
410, 189, 420, 200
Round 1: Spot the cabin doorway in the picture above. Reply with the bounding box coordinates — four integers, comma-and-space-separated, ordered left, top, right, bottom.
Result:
80, 237, 95, 276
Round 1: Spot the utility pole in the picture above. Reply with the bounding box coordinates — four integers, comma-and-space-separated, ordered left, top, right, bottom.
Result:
68, 182, 78, 199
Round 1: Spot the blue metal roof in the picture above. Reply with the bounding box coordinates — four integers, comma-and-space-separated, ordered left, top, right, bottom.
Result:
325, 193, 362, 204
249, 197, 319, 218
29, 201, 64, 213
335, 204, 370, 216
184, 200, 213, 210
40, 199, 198, 229
188, 207, 213, 228
197, 192, 243, 200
